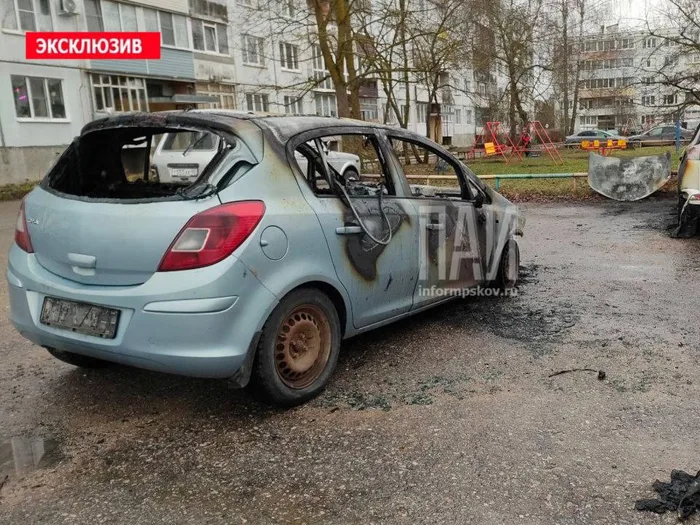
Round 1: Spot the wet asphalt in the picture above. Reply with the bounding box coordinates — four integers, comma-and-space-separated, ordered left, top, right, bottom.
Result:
1, 197, 700, 524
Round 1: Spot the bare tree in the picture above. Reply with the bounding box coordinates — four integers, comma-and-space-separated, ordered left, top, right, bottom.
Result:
640, 0, 700, 122
471, 0, 548, 139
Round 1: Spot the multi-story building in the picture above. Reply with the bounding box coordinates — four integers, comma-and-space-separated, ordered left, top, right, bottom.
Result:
576, 25, 700, 132
0, 0, 510, 183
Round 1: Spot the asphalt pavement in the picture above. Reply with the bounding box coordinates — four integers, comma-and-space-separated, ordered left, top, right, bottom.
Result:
1, 197, 699, 524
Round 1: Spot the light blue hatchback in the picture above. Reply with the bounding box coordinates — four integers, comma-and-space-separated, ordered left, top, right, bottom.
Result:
7, 111, 522, 406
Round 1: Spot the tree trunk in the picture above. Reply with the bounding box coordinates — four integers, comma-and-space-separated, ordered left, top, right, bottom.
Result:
561, 0, 569, 133
569, 0, 585, 135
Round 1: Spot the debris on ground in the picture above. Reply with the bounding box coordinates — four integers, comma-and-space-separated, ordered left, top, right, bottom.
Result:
636, 470, 700, 520
548, 368, 606, 380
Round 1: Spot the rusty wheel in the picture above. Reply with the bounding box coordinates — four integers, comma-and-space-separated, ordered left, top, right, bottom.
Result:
253, 288, 341, 406
274, 305, 332, 389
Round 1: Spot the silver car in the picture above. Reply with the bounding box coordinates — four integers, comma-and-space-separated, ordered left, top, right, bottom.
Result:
7, 111, 522, 406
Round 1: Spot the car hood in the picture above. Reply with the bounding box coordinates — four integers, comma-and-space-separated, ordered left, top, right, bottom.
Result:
329, 151, 360, 162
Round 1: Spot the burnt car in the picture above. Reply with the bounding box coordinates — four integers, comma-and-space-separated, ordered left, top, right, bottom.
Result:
674, 123, 700, 236
7, 111, 523, 406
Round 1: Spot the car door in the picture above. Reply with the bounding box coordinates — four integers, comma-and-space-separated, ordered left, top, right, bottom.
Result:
290, 128, 419, 329
384, 133, 485, 309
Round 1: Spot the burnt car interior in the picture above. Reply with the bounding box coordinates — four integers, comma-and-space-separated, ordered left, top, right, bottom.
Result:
294, 134, 394, 198
42, 127, 242, 201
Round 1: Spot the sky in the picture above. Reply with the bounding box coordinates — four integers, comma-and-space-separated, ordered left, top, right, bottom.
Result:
590, 0, 666, 29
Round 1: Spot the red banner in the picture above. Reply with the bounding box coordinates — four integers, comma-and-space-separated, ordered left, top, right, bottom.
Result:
26, 32, 161, 60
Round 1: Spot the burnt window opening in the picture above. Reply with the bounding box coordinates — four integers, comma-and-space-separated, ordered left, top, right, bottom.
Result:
293, 133, 395, 198
42, 127, 232, 201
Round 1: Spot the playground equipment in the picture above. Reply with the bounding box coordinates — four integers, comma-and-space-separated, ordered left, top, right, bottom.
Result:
510, 121, 563, 165
581, 138, 628, 156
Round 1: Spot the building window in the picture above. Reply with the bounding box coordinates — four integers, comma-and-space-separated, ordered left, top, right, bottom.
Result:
416, 102, 428, 123
642, 95, 655, 106
312, 45, 333, 89
315, 93, 336, 117
238, 0, 252, 5
466, 109, 473, 124
196, 82, 236, 109
455, 108, 462, 125
281, 0, 294, 17
359, 97, 378, 121
283, 95, 303, 114
3, 0, 53, 31
91, 74, 147, 113
84, 0, 103, 31
11, 76, 66, 120
143, 8, 189, 48
279, 42, 299, 70
643, 37, 657, 49
246, 93, 269, 112
192, 19, 228, 54
102, 1, 137, 31
662, 94, 677, 105
242, 35, 265, 65
159, 11, 175, 45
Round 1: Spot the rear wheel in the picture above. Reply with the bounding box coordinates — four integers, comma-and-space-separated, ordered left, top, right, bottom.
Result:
46, 347, 110, 368
253, 288, 341, 406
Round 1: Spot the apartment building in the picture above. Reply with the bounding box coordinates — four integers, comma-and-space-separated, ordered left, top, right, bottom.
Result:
576, 26, 700, 132
0, 0, 506, 183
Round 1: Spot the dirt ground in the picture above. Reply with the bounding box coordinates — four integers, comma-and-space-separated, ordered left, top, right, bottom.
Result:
1, 197, 699, 524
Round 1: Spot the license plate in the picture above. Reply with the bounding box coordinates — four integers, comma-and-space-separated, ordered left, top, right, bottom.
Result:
40, 297, 120, 339
169, 167, 198, 177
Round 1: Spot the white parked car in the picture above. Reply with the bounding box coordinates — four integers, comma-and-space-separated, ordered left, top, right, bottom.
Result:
152, 132, 361, 183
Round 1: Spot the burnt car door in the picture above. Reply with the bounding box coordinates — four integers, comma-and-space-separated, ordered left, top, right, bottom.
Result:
385, 133, 485, 308
289, 128, 419, 329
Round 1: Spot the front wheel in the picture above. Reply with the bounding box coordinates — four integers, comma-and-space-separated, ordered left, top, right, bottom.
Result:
494, 238, 520, 291
252, 288, 341, 406
343, 167, 359, 183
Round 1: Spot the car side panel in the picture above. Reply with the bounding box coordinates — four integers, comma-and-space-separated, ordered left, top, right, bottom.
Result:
219, 144, 356, 337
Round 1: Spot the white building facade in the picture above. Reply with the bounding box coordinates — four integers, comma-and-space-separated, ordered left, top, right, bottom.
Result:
0, 0, 507, 183
576, 26, 700, 133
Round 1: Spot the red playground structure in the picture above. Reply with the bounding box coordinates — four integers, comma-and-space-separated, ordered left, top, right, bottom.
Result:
476, 121, 519, 164
510, 121, 563, 165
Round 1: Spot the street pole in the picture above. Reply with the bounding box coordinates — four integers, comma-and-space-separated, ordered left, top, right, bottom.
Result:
676, 119, 681, 153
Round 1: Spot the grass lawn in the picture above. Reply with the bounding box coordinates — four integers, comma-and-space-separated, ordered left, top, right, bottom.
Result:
0, 182, 38, 202
402, 145, 683, 200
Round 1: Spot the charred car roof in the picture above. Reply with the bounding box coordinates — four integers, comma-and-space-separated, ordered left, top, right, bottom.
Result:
81, 110, 384, 142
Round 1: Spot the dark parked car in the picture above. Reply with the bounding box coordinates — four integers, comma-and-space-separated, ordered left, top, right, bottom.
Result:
627, 125, 694, 147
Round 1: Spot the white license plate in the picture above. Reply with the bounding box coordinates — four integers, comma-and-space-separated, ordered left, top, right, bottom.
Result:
40, 297, 120, 339
169, 168, 198, 177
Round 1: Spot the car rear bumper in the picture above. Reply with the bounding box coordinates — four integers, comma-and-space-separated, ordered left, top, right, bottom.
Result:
7, 245, 278, 379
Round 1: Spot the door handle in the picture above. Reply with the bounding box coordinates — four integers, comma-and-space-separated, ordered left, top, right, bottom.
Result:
426, 223, 444, 231
336, 226, 363, 235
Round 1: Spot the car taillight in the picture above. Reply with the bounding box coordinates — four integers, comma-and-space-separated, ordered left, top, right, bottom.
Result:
687, 145, 700, 160
158, 201, 265, 272
14, 199, 34, 253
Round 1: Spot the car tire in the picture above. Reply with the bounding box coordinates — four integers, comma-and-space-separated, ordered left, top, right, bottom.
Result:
343, 167, 359, 183
494, 238, 520, 291
252, 288, 341, 407
46, 347, 110, 368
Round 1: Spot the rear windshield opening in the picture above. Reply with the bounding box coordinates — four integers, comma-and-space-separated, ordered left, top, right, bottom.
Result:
44, 127, 227, 200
